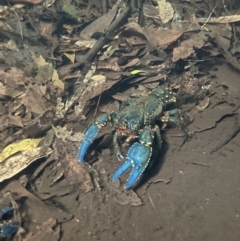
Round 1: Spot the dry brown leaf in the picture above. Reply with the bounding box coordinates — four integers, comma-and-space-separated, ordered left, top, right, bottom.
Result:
63, 52, 75, 63
111, 93, 130, 102
52, 125, 84, 143
155, 29, 184, 46
39, 21, 53, 39
52, 69, 64, 90
119, 23, 148, 46
0, 68, 26, 98
99, 100, 120, 113
172, 34, 206, 62
65, 156, 94, 192
22, 86, 49, 115
0, 115, 8, 131
157, 0, 174, 24
120, 22, 158, 47
207, 24, 231, 50
32, 53, 64, 90
8, 114, 23, 127
120, 58, 139, 68
75, 39, 97, 48
96, 59, 123, 71
61, 65, 96, 117
196, 97, 210, 111
112, 189, 143, 206
0, 82, 6, 97
172, 47, 195, 62
80, 4, 118, 39
24, 218, 60, 241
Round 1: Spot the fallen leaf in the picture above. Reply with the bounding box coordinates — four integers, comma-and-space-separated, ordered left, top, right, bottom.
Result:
63, 52, 75, 63
0, 68, 27, 98
24, 218, 60, 241
157, 0, 174, 24
80, 4, 118, 39
22, 86, 49, 115
74, 39, 97, 48
99, 100, 120, 113
120, 22, 158, 47
32, 53, 64, 90
32, 53, 46, 67
155, 29, 184, 46
8, 114, 23, 128
65, 156, 94, 193
0, 146, 52, 183
196, 97, 210, 111
96, 59, 123, 71
112, 188, 143, 206
0, 138, 42, 163
52, 125, 84, 143
172, 34, 206, 62
52, 69, 64, 90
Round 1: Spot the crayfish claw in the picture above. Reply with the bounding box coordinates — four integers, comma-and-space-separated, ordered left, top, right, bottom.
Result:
78, 124, 99, 163
0, 207, 14, 219
78, 113, 108, 163
116, 152, 124, 162
0, 207, 19, 239
112, 160, 131, 182
0, 221, 19, 239
112, 142, 152, 189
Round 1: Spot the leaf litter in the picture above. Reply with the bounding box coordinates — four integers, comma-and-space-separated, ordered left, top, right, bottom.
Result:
0, 0, 240, 239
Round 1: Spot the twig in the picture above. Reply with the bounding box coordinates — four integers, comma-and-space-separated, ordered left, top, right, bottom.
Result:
201, 4, 217, 29
148, 193, 158, 213
191, 162, 210, 167
204, 0, 219, 17
94, 84, 104, 122
222, 0, 228, 14
71, 5, 131, 71
7, 1, 23, 40
85, 163, 101, 191
102, 0, 108, 14
214, 34, 240, 71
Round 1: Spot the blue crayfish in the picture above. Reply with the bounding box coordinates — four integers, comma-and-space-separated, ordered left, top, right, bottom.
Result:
78, 86, 189, 189
0, 207, 19, 240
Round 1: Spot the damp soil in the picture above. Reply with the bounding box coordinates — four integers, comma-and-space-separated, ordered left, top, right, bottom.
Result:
37, 63, 240, 241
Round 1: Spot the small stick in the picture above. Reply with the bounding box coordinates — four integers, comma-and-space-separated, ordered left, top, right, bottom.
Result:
201, 4, 217, 29
93, 84, 104, 122
148, 193, 158, 213
102, 0, 108, 14
71, 5, 131, 71
204, 0, 219, 17
191, 162, 210, 167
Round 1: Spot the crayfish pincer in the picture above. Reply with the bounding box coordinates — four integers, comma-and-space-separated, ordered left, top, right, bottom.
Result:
0, 207, 19, 240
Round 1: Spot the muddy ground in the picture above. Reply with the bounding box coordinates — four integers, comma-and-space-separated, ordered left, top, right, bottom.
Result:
57, 64, 240, 241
